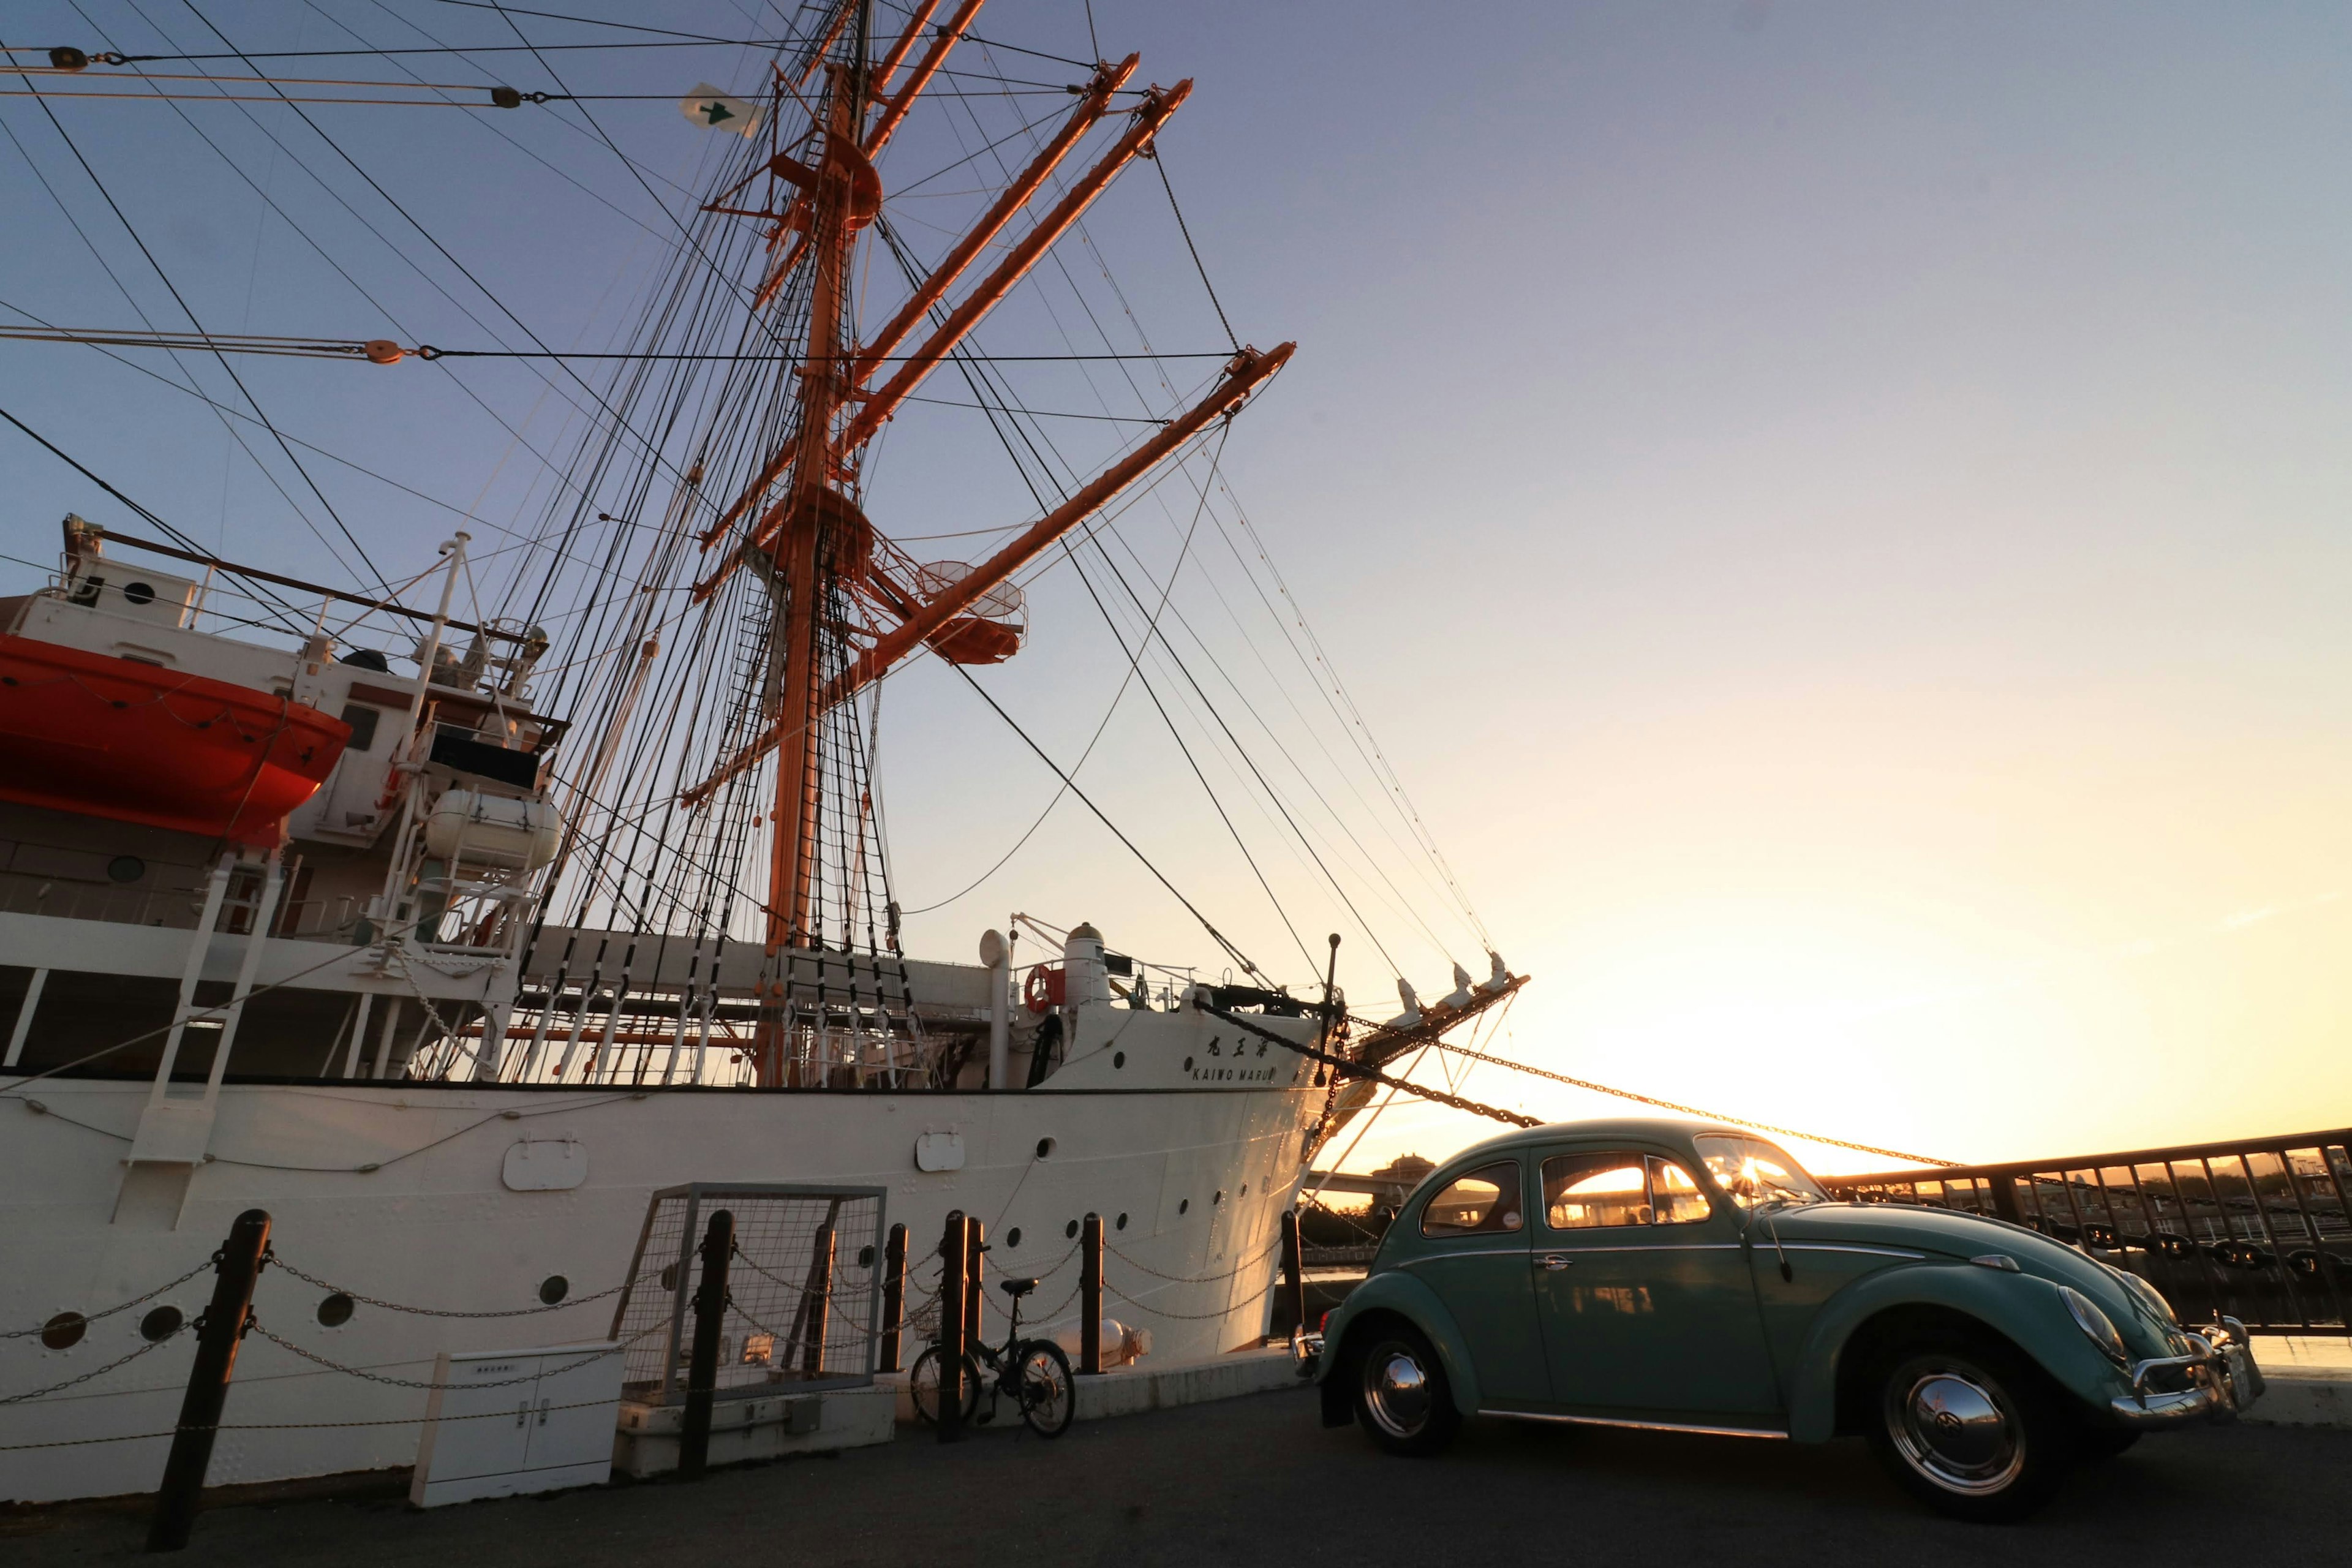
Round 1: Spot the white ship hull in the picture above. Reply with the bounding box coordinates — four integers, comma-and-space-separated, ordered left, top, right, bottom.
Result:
1, 1056, 1323, 1503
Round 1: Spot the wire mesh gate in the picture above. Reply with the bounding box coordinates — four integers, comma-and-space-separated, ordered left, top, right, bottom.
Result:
1825, 1129, 2352, 1333
609, 1183, 887, 1403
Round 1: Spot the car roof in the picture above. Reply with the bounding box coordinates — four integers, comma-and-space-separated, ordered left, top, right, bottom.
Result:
1431, 1115, 1780, 1173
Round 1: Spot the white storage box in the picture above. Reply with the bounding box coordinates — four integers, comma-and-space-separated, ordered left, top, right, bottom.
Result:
409, 1340, 624, 1508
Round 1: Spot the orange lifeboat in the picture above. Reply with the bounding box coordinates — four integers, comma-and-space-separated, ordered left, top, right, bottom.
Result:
0, 634, 350, 845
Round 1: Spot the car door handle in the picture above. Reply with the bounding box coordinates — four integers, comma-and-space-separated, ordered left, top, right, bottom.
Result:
1535, 1255, 1571, 1271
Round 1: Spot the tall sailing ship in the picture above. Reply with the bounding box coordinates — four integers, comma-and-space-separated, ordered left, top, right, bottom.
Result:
0, 3, 1519, 1501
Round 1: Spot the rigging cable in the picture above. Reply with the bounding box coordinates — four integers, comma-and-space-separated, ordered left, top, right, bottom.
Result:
1412, 1033, 1958, 1167
946, 661, 1272, 989
1153, 149, 1238, 354
0, 28, 391, 593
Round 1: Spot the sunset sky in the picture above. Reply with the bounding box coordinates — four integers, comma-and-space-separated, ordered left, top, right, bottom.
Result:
3, 2, 2346, 1173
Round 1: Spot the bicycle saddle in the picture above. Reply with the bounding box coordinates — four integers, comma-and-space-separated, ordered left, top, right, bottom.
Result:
999, 1277, 1039, 1298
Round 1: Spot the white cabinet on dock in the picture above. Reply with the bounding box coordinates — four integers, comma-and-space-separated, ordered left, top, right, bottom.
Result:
409, 1341, 624, 1508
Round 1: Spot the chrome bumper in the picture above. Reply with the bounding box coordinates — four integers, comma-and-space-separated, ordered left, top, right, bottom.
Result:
2108, 1317, 2264, 1428
1290, 1330, 1325, 1381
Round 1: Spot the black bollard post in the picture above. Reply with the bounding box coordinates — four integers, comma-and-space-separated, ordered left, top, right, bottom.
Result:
878, 1222, 908, 1373
148, 1208, 271, 1553
1277, 1208, 1307, 1342
677, 1208, 733, 1479
938, 1211, 967, 1444
963, 1218, 986, 1351
1079, 1212, 1104, 1373
801, 1221, 835, 1377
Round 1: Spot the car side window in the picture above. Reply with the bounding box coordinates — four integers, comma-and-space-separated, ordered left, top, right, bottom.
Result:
1647, 1156, 1713, 1225
1419, 1161, 1524, 1237
1544, 1153, 1649, 1228
1543, 1152, 1715, 1229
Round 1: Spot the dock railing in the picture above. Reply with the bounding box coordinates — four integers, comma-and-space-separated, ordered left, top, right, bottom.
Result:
1824, 1129, 2352, 1334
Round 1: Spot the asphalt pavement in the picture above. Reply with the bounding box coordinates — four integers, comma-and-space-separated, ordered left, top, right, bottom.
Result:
8, 1387, 2345, 1566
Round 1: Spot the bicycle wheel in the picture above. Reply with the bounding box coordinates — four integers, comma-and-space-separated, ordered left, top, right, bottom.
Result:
908, 1344, 981, 1426
1014, 1340, 1076, 1438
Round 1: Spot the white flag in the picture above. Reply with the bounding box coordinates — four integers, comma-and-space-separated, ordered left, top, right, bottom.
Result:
679, 83, 761, 137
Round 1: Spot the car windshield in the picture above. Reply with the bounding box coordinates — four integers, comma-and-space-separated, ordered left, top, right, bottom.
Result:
1694, 1134, 1828, 1210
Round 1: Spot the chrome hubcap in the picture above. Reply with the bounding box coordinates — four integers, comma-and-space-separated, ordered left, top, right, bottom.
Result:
1363, 1344, 1432, 1438
1887, 1364, 2022, 1495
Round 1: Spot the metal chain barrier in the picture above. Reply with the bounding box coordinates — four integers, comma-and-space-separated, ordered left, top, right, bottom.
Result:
0, 1393, 631, 1453
1106, 1280, 1273, 1322
247, 1319, 656, 1390
0, 1321, 190, 1405
1, 1259, 213, 1341
1107, 1235, 1280, 1285
267, 1253, 637, 1317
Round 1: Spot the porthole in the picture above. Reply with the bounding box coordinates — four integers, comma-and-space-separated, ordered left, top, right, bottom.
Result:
1241, 1184, 1249, 1197
139, 1306, 183, 1343
107, 855, 146, 884
1006, 1227, 1023, 1248
538, 1275, 569, 1305
122, 580, 157, 606
1116, 1213, 1128, 1230
40, 1311, 86, 1351
1183, 1057, 1194, 1072
1035, 1137, 1055, 1159
858, 1245, 876, 1268
1065, 1219, 1079, 1240
1213, 1189, 1226, 1206
1178, 1198, 1189, 1216
317, 1292, 355, 1328
1113, 1051, 1125, 1069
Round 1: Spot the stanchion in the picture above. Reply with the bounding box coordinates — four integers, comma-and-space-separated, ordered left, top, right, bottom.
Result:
963, 1217, 986, 1349
1276, 1208, 1306, 1341
938, 1210, 967, 1444
1079, 1212, 1104, 1373
677, 1208, 733, 1478
147, 1208, 271, 1553
801, 1221, 835, 1376
878, 1222, 908, 1373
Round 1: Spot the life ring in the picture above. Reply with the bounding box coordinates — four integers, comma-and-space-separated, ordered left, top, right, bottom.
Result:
1023, 964, 1066, 1014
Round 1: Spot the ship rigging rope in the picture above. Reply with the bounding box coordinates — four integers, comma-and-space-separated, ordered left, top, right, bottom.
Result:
1409, 1033, 1961, 1169
944, 660, 1273, 989
0, 42, 393, 594
0, 67, 390, 597
1194, 1003, 1541, 1129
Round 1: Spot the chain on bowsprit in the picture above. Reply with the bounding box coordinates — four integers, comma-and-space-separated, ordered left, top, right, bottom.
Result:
264, 1252, 638, 1319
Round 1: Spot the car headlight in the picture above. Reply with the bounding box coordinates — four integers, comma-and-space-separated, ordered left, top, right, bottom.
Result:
2060, 1284, 2131, 1365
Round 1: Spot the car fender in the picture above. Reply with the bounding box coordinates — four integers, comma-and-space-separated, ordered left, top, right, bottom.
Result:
1785, 1261, 2128, 1442
1315, 1269, 1483, 1422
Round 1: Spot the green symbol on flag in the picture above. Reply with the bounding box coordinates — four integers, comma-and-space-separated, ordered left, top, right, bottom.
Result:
701, 100, 734, 126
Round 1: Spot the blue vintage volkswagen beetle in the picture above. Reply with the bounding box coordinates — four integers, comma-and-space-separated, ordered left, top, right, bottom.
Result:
1313, 1118, 2262, 1521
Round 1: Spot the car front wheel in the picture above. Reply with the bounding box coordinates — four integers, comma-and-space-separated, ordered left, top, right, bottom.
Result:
1869, 1335, 2075, 1522
1352, 1323, 1460, 1457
